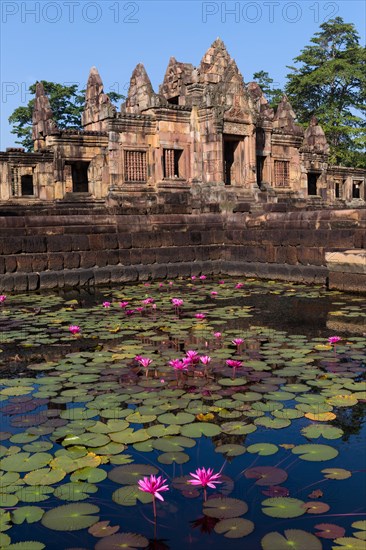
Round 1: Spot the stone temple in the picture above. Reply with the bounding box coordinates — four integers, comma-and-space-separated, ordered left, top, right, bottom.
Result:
0, 38, 365, 210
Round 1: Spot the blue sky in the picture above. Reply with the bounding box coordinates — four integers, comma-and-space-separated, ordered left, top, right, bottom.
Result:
1, 0, 365, 149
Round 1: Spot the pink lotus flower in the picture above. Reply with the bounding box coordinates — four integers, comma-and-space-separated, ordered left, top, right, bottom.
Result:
186, 350, 199, 365
138, 474, 169, 516
69, 325, 81, 335
226, 359, 242, 369
102, 301, 111, 308
119, 301, 129, 308
328, 336, 342, 345
200, 355, 211, 366
137, 357, 153, 377
137, 357, 153, 369
188, 467, 222, 500
232, 338, 244, 347
169, 359, 188, 371
195, 313, 206, 320
226, 359, 242, 378
0, 295, 6, 303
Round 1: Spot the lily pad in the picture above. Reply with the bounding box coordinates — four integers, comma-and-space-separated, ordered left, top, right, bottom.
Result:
247, 443, 278, 456
94, 532, 149, 549
261, 529, 322, 549
41, 502, 100, 531
112, 485, 153, 506
11, 506, 44, 524
214, 517, 255, 538
203, 497, 248, 518
262, 498, 306, 518
215, 444, 246, 457
292, 444, 338, 462
108, 464, 158, 485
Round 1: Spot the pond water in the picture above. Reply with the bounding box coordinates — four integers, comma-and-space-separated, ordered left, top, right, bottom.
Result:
0, 277, 365, 550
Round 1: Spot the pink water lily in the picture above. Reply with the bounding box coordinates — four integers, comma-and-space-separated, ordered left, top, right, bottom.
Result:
195, 313, 206, 320
169, 359, 188, 371
143, 297, 155, 305
138, 474, 169, 517
210, 291, 218, 297
226, 359, 242, 378
137, 356, 153, 377
69, 325, 81, 335
232, 338, 244, 347
200, 355, 211, 366
199, 275, 206, 280
191, 276, 197, 281
119, 301, 129, 308
171, 298, 184, 308
188, 467, 222, 501
214, 332, 222, 339
185, 350, 200, 366
235, 282, 244, 289
328, 336, 341, 345
0, 295, 6, 303
102, 301, 111, 308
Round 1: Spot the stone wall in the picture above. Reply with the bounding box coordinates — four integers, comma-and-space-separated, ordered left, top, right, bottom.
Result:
0, 206, 365, 292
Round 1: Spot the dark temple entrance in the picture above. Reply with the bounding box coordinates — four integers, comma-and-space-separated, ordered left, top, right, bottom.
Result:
70, 161, 90, 193
307, 172, 319, 196
223, 138, 240, 185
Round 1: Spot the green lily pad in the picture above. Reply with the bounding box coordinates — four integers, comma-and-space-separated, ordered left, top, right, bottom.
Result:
262, 498, 306, 518
157, 412, 195, 425
180, 423, 222, 438
94, 532, 149, 549
332, 537, 366, 549
292, 444, 338, 461
11, 506, 44, 524
1, 452, 52, 472
70, 467, 107, 483
321, 468, 352, 480
221, 422, 257, 435
214, 517, 255, 538
112, 485, 153, 506
203, 497, 248, 518
158, 451, 189, 464
5, 542, 45, 550
108, 464, 158, 485
54, 482, 98, 501
24, 468, 66, 486
247, 443, 278, 456
215, 444, 246, 457
261, 529, 322, 549
301, 424, 343, 440
41, 502, 100, 531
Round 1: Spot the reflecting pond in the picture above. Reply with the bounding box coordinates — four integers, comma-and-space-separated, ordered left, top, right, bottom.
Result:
0, 277, 365, 550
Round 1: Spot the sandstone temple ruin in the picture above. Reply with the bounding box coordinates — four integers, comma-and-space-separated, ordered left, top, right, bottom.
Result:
0, 38, 365, 211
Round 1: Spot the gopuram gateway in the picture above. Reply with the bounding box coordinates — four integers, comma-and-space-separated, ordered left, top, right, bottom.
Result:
0, 38, 365, 209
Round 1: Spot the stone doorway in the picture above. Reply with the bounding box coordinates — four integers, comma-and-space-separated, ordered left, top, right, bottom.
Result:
21, 175, 34, 196
223, 136, 241, 185
70, 161, 90, 193
307, 172, 319, 196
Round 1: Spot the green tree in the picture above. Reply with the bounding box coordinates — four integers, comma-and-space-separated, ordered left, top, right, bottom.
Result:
252, 70, 283, 109
8, 81, 124, 152
285, 17, 366, 167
